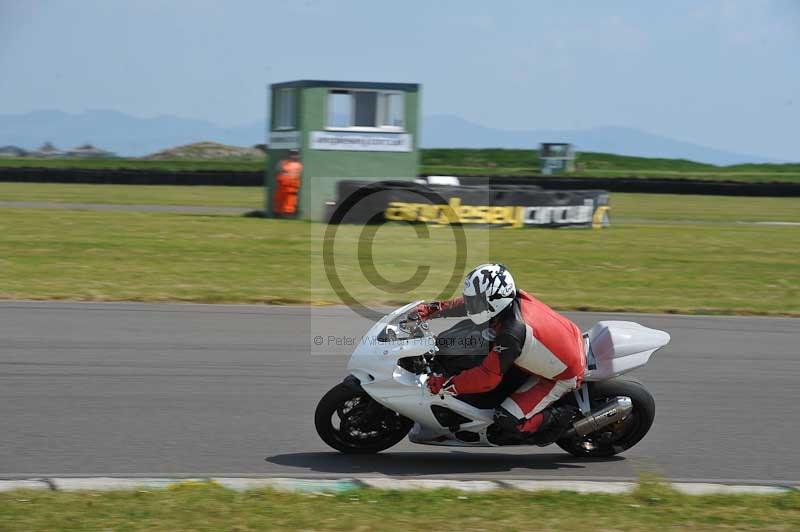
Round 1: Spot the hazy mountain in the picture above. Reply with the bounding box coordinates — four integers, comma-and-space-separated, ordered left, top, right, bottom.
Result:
0, 109, 264, 157
423, 115, 778, 165
0, 109, 777, 165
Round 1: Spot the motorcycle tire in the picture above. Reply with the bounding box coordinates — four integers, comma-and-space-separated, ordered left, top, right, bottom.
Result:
315, 382, 413, 454
556, 378, 655, 458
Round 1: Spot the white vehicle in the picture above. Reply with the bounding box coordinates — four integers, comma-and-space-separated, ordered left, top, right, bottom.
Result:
315, 301, 670, 457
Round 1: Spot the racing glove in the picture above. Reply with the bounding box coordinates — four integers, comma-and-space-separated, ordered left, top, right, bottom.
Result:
415, 302, 442, 320
427, 373, 457, 395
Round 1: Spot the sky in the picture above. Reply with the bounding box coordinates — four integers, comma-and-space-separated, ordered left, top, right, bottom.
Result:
1, 0, 798, 160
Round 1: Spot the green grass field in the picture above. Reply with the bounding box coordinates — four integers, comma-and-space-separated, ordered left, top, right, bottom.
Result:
2, 148, 799, 182
422, 149, 800, 182
1, 482, 798, 531
1, 186, 798, 314
611, 194, 800, 223
4, 183, 800, 223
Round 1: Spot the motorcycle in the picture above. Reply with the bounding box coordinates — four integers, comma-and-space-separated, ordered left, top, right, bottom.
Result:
315, 301, 670, 457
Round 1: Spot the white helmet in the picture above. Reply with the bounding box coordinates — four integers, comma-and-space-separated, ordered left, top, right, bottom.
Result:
462, 263, 516, 325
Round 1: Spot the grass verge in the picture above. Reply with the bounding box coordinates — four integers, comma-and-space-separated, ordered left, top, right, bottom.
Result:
1, 193, 798, 314
421, 165, 800, 182
422, 149, 800, 182
1, 481, 798, 531
3, 184, 800, 223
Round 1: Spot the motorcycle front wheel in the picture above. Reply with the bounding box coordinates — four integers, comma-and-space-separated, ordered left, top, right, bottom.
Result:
556, 378, 655, 458
314, 382, 414, 454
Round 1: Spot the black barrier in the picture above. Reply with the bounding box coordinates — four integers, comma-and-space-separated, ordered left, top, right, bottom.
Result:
3, 167, 798, 197
0, 167, 261, 186
333, 180, 610, 228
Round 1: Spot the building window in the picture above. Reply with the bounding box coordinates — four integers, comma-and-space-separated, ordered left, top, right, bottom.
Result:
379, 92, 405, 128
328, 91, 353, 128
326, 90, 405, 130
274, 88, 297, 130
353, 92, 377, 127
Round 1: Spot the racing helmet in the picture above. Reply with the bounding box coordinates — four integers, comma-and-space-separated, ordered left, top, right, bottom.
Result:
462, 263, 516, 324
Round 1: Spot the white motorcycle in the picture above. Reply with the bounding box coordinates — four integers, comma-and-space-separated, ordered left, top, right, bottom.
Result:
315, 301, 670, 457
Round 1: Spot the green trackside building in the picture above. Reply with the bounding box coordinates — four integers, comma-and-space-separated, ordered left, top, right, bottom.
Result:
265, 80, 421, 221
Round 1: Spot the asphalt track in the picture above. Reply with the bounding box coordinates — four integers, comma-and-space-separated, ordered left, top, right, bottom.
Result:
1, 301, 798, 484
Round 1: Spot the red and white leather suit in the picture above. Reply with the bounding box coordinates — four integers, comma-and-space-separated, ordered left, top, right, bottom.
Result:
421, 290, 586, 432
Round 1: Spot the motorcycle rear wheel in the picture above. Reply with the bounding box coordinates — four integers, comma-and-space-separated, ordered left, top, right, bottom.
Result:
315, 383, 413, 454
556, 378, 655, 458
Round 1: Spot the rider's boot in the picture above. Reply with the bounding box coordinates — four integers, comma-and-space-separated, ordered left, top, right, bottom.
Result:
522, 407, 575, 446
486, 407, 526, 445
487, 406, 575, 446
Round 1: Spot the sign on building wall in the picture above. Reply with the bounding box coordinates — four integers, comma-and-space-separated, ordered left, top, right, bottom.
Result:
269, 131, 301, 149
309, 131, 412, 152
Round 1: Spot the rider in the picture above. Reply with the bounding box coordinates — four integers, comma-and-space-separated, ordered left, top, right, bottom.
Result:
415, 263, 586, 443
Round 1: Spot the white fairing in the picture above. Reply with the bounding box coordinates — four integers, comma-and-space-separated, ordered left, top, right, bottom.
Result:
344, 303, 670, 447
346, 301, 497, 446
583, 321, 671, 381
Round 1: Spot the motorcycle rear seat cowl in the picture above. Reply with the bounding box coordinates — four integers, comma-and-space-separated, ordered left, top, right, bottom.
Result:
584, 321, 671, 381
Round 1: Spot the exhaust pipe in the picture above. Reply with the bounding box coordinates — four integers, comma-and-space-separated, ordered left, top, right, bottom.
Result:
566, 397, 633, 438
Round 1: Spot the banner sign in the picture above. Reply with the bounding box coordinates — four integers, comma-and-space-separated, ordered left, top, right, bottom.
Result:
310, 131, 412, 152
269, 131, 300, 149
385, 197, 598, 227
332, 180, 610, 229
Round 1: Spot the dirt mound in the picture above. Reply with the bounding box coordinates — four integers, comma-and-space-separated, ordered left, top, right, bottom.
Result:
145, 142, 265, 159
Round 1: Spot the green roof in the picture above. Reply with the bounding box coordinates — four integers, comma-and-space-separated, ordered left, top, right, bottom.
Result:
271, 79, 419, 92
